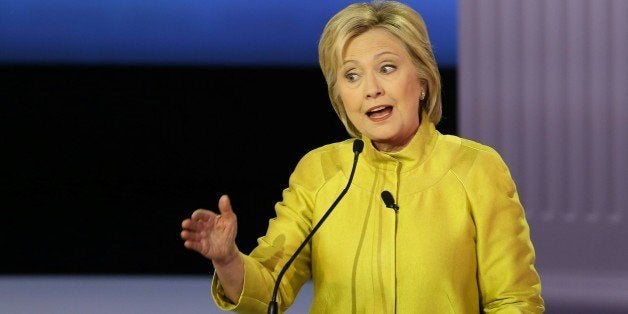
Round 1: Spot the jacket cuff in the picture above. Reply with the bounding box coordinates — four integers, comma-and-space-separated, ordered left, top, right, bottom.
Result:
211, 253, 272, 312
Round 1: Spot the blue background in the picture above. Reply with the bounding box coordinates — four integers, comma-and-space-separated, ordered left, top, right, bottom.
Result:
0, 0, 457, 67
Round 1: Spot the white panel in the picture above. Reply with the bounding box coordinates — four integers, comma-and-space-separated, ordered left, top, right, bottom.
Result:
588, 1, 612, 223
496, 1, 522, 183
564, 0, 588, 223
519, 1, 544, 220
459, 0, 628, 274
541, 0, 568, 222
610, 0, 628, 223
460, 0, 627, 224
476, 0, 500, 143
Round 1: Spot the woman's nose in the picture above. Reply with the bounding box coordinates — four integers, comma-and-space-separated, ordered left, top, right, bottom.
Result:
364, 73, 383, 99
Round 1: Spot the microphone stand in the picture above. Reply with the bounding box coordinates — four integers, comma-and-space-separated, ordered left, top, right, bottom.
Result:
267, 139, 364, 314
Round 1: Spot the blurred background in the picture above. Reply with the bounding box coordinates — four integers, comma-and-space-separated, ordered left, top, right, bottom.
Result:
1, 0, 626, 313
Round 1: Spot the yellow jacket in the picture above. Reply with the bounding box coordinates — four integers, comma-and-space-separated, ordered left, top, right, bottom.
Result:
212, 119, 544, 313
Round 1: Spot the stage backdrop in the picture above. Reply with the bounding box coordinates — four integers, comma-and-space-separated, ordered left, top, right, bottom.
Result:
0, 0, 458, 275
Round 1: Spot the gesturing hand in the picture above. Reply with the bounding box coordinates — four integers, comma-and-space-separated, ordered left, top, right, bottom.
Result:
181, 194, 239, 266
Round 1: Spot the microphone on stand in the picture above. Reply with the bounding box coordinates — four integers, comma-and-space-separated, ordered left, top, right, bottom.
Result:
267, 139, 364, 314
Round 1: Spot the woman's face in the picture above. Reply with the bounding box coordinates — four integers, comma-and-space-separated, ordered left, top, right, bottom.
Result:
337, 28, 425, 152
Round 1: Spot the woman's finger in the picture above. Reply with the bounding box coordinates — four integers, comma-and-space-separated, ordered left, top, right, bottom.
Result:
183, 240, 202, 252
182, 218, 208, 232
217, 195, 235, 217
181, 229, 198, 240
190, 208, 217, 221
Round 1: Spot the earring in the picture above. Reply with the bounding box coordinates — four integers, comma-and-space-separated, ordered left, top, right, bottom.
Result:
420, 91, 426, 100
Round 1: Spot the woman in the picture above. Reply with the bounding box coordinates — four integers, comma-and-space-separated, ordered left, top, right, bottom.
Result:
181, 1, 545, 312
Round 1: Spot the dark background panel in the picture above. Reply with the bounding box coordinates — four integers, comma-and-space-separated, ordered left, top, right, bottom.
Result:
0, 65, 456, 274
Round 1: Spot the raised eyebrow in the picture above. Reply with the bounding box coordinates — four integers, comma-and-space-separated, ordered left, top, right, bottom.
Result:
339, 63, 358, 75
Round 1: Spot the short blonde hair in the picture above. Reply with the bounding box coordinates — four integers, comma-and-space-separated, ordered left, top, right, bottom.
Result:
318, 0, 442, 137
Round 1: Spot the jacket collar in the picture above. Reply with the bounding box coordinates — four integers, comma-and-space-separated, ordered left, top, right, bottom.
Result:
360, 112, 439, 172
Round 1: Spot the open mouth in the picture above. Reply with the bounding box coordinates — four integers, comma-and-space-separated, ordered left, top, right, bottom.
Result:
366, 105, 393, 120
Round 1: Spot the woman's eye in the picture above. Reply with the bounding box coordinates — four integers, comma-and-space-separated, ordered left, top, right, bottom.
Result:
345, 72, 358, 82
381, 65, 396, 74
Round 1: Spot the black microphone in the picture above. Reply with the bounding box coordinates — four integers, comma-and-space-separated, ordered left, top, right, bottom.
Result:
380, 190, 399, 211
268, 139, 364, 314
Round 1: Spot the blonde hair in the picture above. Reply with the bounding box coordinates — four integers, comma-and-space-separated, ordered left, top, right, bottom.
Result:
318, 0, 442, 137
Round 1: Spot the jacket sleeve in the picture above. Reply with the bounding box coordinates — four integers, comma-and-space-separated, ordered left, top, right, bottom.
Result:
211, 151, 323, 313
466, 147, 545, 313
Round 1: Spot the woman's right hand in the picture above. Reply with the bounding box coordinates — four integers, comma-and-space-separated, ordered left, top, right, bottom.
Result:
181, 194, 240, 266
